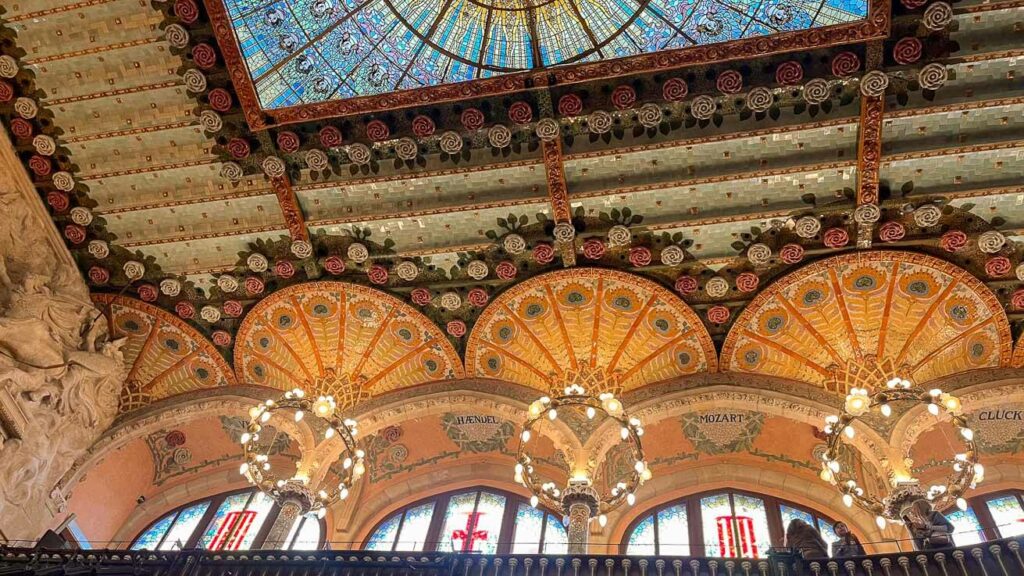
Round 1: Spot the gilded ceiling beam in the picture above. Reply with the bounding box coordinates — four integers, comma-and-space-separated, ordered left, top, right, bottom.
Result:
855, 94, 884, 248
272, 175, 310, 242
541, 138, 572, 224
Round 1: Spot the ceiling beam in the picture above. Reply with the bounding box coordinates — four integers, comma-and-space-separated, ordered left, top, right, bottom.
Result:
855, 94, 884, 248
541, 138, 577, 266
272, 175, 309, 242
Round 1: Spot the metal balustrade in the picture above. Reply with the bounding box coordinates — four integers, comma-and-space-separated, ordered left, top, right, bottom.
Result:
4, 538, 1024, 576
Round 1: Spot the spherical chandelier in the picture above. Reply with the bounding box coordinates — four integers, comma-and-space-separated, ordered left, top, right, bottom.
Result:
239, 387, 366, 519
820, 378, 982, 529
515, 384, 649, 553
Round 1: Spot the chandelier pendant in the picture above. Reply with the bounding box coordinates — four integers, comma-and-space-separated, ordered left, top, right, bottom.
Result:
820, 378, 982, 530
515, 384, 649, 553
239, 388, 366, 521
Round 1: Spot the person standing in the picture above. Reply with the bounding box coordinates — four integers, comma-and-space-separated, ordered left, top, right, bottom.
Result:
830, 521, 865, 557
904, 499, 955, 550
785, 518, 829, 560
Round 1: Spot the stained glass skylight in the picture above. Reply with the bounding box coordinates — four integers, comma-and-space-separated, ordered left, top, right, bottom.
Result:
220, 0, 871, 112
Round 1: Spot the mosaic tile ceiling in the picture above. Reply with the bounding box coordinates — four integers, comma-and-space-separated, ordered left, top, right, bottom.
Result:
721, 251, 1013, 391
466, 268, 716, 392
3, 0, 1024, 415
93, 294, 237, 413
224, 0, 869, 109
234, 282, 463, 404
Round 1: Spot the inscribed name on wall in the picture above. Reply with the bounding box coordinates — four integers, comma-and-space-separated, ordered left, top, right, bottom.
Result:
968, 409, 1024, 454
442, 413, 514, 453
681, 410, 764, 455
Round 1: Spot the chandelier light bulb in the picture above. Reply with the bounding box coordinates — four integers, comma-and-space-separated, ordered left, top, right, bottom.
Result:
240, 432, 251, 444
876, 516, 887, 530
819, 468, 833, 483
641, 468, 652, 481
928, 403, 940, 416
828, 460, 841, 473
941, 394, 962, 414
262, 462, 271, 471
530, 496, 539, 508
239, 463, 249, 475
844, 426, 855, 439
548, 408, 558, 420
634, 461, 646, 473
249, 406, 262, 419
261, 411, 272, 423
842, 494, 853, 508
325, 427, 335, 439
957, 497, 968, 511
265, 399, 275, 407
586, 406, 596, 419
627, 493, 636, 506
599, 514, 608, 527
880, 404, 892, 417
521, 430, 531, 442
621, 427, 630, 440
317, 508, 327, 519
961, 428, 974, 441
356, 449, 365, 458
353, 461, 365, 476
318, 490, 328, 499
340, 487, 349, 500
294, 410, 304, 422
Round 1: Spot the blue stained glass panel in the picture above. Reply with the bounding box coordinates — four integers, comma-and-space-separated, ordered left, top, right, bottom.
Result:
366, 512, 402, 551
947, 507, 985, 547
987, 496, 1024, 538
780, 505, 814, 538
221, 0, 871, 109
131, 514, 176, 550
817, 519, 840, 555
657, 505, 690, 556
158, 501, 211, 550
395, 503, 436, 551
512, 504, 545, 554
627, 515, 656, 556
543, 514, 568, 554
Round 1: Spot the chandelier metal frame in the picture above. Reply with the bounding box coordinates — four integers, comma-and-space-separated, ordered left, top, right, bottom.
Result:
820, 379, 982, 527
514, 384, 649, 523
239, 387, 365, 517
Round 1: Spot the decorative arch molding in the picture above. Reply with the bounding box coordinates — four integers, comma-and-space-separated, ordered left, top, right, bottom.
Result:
466, 267, 717, 394
1013, 334, 1024, 368
620, 383, 893, 481
889, 377, 1024, 457
92, 294, 236, 414
721, 251, 1012, 395
57, 379, 540, 503
234, 281, 464, 405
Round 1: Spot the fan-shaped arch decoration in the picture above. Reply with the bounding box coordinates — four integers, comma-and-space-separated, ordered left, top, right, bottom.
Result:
721, 251, 1012, 393
1012, 332, 1024, 368
466, 268, 716, 393
234, 282, 463, 406
92, 294, 236, 413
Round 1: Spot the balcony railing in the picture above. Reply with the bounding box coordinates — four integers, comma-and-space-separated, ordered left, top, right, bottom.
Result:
4, 538, 1024, 576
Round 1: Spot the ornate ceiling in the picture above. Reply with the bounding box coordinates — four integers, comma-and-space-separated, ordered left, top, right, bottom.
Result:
2, 0, 1024, 417
465, 268, 716, 391
721, 251, 1012, 391
234, 281, 463, 404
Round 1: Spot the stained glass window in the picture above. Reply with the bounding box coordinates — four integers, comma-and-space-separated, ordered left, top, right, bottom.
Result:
817, 519, 840, 554
158, 502, 211, 550
200, 492, 253, 549
512, 504, 545, 554
131, 513, 176, 550
657, 505, 690, 556
129, 490, 323, 552
366, 513, 402, 551
700, 494, 735, 557
629, 492, 842, 558
221, 0, 871, 110
986, 496, 1024, 538
542, 514, 568, 554
627, 516, 657, 555
947, 508, 985, 546
438, 491, 482, 552
396, 503, 435, 551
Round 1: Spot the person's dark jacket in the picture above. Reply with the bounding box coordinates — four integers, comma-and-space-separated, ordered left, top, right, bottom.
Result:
786, 520, 829, 560
908, 511, 956, 550
831, 534, 865, 558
